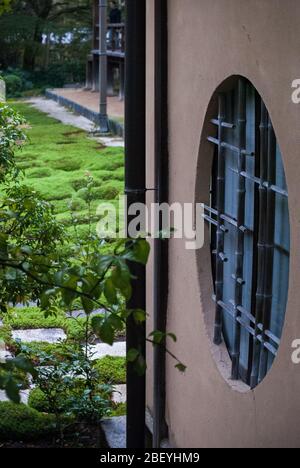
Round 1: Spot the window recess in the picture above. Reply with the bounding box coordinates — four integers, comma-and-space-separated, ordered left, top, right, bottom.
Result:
204, 78, 290, 388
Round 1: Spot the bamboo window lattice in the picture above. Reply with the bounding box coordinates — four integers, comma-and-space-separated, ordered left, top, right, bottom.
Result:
204, 78, 290, 388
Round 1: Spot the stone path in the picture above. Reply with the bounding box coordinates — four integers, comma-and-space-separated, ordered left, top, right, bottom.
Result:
112, 385, 126, 404
12, 328, 67, 344
102, 416, 126, 449
27, 97, 124, 148
0, 389, 30, 404
0, 347, 12, 363
88, 341, 126, 360
67, 308, 105, 319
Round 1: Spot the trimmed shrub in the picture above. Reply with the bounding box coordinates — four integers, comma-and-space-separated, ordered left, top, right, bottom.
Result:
3, 74, 23, 97
0, 402, 56, 441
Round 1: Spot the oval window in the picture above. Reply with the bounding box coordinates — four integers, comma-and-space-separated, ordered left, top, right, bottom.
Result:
204, 77, 290, 388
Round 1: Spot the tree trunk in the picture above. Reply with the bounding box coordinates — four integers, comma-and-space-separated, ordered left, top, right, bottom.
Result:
23, 22, 43, 71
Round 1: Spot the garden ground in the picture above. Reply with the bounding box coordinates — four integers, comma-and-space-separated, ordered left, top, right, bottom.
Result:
11, 100, 125, 240
0, 99, 127, 447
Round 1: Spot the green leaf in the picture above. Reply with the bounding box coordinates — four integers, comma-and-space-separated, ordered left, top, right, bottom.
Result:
81, 296, 94, 315
149, 330, 165, 345
108, 313, 124, 331
133, 309, 147, 324
40, 289, 56, 310
175, 363, 187, 373
111, 265, 132, 301
134, 354, 147, 376
125, 239, 150, 265
96, 256, 113, 276
132, 239, 150, 265
61, 289, 75, 307
104, 278, 118, 305
167, 333, 177, 343
127, 348, 139, 362
5, 268, 17, 281
5, 377, 20, 404
91, 316, 115, 346
12, 355, 36, 376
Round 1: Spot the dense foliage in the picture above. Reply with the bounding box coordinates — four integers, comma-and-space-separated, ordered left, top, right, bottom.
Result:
0, 1, 126, 95
0, 0, 92, 74
0, 103, 150, 405
0, 102, 184, 441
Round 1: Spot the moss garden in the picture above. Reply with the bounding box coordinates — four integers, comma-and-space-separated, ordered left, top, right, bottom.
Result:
11, 102, 124, 240
0, 102, 128, 448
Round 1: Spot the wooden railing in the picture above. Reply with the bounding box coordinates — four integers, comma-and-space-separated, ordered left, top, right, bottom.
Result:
107, 23, 125, 57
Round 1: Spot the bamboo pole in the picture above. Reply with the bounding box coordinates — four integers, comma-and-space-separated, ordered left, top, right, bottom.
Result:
214, 94, 226, 345
258, 119, 276, 383
250, 101, 268, 389
231, 79, 247, 380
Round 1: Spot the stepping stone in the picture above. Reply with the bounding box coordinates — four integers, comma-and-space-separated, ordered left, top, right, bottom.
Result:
0, 389, 31, 405
12, 328, 67, 344
88, 341, 126, 360
112, 384, 126, 404
102, 416, 126, 449
13, 302, 37, 309
0, 344, 12, 363
67, 308, 105, 319
98, 137, 124, 148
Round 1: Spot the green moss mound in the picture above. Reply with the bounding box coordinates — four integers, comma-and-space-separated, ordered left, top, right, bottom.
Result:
0, 402, 56, 441
28, 388, 53, 414
111, 402, 126, 417
94, 356, 126, 384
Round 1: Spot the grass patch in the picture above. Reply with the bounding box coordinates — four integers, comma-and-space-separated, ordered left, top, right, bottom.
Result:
11, 102, 124, 241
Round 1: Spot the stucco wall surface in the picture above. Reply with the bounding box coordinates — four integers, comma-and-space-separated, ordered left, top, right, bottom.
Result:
146, 0, 300, 448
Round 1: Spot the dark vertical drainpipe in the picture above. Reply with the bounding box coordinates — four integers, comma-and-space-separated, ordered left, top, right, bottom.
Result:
125, 0, 146, 449
99, 0, 109, 132
153, 0, 169, 449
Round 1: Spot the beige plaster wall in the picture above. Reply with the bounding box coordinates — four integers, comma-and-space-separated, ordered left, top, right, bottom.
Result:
146, 0, 300, 448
